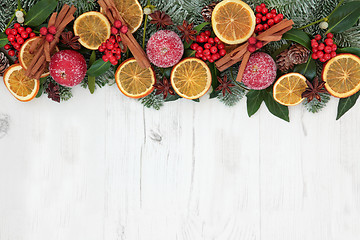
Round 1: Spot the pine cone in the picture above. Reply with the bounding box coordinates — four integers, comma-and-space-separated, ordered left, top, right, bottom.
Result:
276, 49, 294, 72
0, 52, 9, 76
288, 44, 310, 65
201, 2, 219, 22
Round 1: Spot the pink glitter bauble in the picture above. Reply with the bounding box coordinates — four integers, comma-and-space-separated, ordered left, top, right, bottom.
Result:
49, 50, 87, 87
146, 30, 184, 68
242, 52, 277, 90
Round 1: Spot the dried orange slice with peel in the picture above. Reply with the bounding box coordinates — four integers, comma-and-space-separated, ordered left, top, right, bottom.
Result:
3, 64, 39, 102
212, 0, 256, 45
115, 58, 156, 98
101, 0, 143, 33
170, 58, 212, 100
19, 37, 58, 78
273, 73, 308, 106
74, 11, 111, 50
322, 54, 360, 98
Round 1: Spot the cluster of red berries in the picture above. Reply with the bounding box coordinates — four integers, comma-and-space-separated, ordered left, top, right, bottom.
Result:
190, 30, 226, 63
311, 33, 337, 63
247, 37, 263, 53
4, 23, 36, 58
98, 21, 128, 65
40, 26, 57, 43
255, 3, 283, 34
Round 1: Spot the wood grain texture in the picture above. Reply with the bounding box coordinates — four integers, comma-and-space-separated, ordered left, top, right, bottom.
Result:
0, 79, 359, 240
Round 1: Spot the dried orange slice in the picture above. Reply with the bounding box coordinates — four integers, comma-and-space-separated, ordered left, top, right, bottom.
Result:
3, 64, 39, 102
212, 0, 256, 45
115, 58, 155, 98
273, 73, 308, 106
74, 11, 111, 50
19, 37, 58, 78
170, 58, 212, 100
102, 0, 143, 33
322, 54, 360, 98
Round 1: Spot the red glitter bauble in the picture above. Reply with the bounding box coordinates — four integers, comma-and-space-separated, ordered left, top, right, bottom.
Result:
146, 30, 184, 68
242, 52, 277, 90
49, 50, 87, 87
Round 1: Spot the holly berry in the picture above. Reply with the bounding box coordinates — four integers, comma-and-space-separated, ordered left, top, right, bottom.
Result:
8, 50, 15, 56
324, 38, 333, 46
114, 20, 122, 29
256, 41, 263, 49
4, 44, 11, 50
204, 43, 211, 49
315, 34, 321, 41
248, 37, 257, 45
247, 44, 256, 53
219, 49, 226, 57
111, 27, 118, 35
218, 43, 225, 50
26, 27, 32, 34
40, 27, 48, 36
208, 38, 214, 44
46, 34, 54, 43
5, 28, 11, 35
318, 43, 325, 51
29, 32, 36, 38
210, 46, 218, 54
48, 26, 57, 35
324, 46, 332, 54
327, 33, 334, 39
7, 35, 15, 42
120, 25, 128, 34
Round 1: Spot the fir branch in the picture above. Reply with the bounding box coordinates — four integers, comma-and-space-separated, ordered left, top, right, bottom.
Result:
303, 92, 331, 113
139, 91, 164, 110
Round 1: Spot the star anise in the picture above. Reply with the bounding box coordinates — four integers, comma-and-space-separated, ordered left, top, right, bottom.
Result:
216, 75, 236, 96
46, 81, 61, 103
149, 11, 174, 30
153, 77, 175, 99
177, 20, 197, 43
301, 77, 327, 102
60, 31, 81, 50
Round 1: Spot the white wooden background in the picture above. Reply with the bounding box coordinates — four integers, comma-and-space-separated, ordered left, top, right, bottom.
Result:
0, 77, 360, 240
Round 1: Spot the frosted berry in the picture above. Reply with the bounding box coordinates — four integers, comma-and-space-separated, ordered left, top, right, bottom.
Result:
46, 34, 54, 43
248, 37, 257, 45
242, 52, 277, 90
256, 41, 263, 49
319, 21, 328, 30
40, 27, 48, 36
111, 27, 118, 35
114, 20, 122, 29
247, 44, 256, 53
48, 26, 57, 35
120, 25, 128, 34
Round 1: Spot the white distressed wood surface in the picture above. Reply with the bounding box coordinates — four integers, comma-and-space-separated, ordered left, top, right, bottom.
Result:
0, 78, 360, 240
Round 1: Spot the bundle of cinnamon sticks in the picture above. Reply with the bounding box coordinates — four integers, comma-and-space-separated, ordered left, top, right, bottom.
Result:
215, 19, 294, 82
25, 5, 77, 80
98, 0, 151, 69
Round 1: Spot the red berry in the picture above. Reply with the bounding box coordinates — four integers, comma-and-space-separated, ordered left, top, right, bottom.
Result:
271, 9, 277, 14
48, 26, 57, 35
268, 19, 275, 26
247, 44, 256, 53
203, 49, 211, 56
248, 37, 257, 45
315, 34, 321, 41
256, 41, 263, 49
29, 33, 36, 38
261, 8, 268, 14
256, 18, 261, 24
14, 23, 20, 29
214, 37, 220, 43
17, 37, 24, 45
21, 32, 28, 39
319, 58, 326, 63
98, 46, 105, 52
213, 53, 221, 60
210, 46, 218, 54
7, 35, 15, 41
263, 24, 269, 30
208, 58, 214, 63
324, 38, 333, 46
271, 13, 277, 19
265, 13, 272, 19
324, 46, 332, 54
11, 29, 17, 35
26, 27, 32, 34
114, 20, 122, 29
219, 49, 226, 56
106, 42, 114, 50
13, 42, 20, 49
274, 16, 281, 24
190, 43, 198, 50
198, 35, 205, 43
120, 25, 128, 34
312, 47, 318, 53
198, 53, 203, 58
262, 16, 267, 22
277, 14, 284, 21
46, 34, 54, 42
256, 13, 263, 19
327, 33, 334, 39
204, 30, 211, 36
255, 24, 264, 32
40, 27, 48, 36
331, 52, 337, 58
318, 43, 325, 51
115, 54, 121, 60
195, 52, 200, 58
204, 35, 209, 42
208, 37, 214, 44
109, 37, 116, 44
204, 43, 211, 49
331, 44, 337, 52
324, 53, 331, 60
18, 27, 25, 33
5, 28, 11, 35
116, 48, 121, 55
111, 48, 117, 54
105, 50, 112, 56
312, 53, 318, 59
256, 6, 262, 12
116, 35, 122, 42
102, 55, 109, 62
200, 32, 206, 36
317, 51, 324, 58
260, 3, 266, 8
111, 27, 118, 35
196, 46, 203, 53
8, 50, 15, 56
4, 44, 11, 50
218, 43, 225, 50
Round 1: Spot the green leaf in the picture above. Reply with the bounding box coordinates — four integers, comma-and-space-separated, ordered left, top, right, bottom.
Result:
87, 59, 112, 77
36, 77, 47, 98
263, 91, 290, 122
246, 90, 264, 117
184, 22, 210, 49
193, 98, 200, 102
294, 57, 316, 80
165, 93, 181, 102
87, 51, 97, 94
327, 1, 360, 34
337, 47, 360, 57
282, 29, 311, 50
208, 62, 220, 99
183, 49, 196, 58
24, 0, 58, 27
0, 32, 9, 48
336, 92, 360, 120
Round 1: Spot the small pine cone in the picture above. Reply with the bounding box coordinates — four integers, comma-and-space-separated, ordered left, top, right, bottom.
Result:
0, 52, 9, 76
201, 2, 219, 22
276, 49, 294, 72
288, 44, 310, 65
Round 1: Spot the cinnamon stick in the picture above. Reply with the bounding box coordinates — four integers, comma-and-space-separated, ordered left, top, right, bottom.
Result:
236, 52, 251, 82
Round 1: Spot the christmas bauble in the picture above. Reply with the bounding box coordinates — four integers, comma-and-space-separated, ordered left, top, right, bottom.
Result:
49, 50, 87, 87
146, 30, 184, 68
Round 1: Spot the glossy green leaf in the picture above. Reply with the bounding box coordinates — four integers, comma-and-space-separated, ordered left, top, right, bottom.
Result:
165, 93, 181, 102
183, 50, 196, 58
87, 59, 112, 77
246, 90, 264, 117
337, 47, 360, 57
24, 0, 58, 27
263, 91, 290, 122
327, 1, 360, 33
208, 62, 220, 99
337, 92, 360, 120
184, 22, 210, 49
0, 32, 9, 48
88, 51, 97, 94
282, 29, 311, 50
294, 57, 316, 80
36, 77, 47, 98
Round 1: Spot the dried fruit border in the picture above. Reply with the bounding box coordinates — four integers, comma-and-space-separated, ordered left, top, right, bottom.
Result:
0, 0, 359, 121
